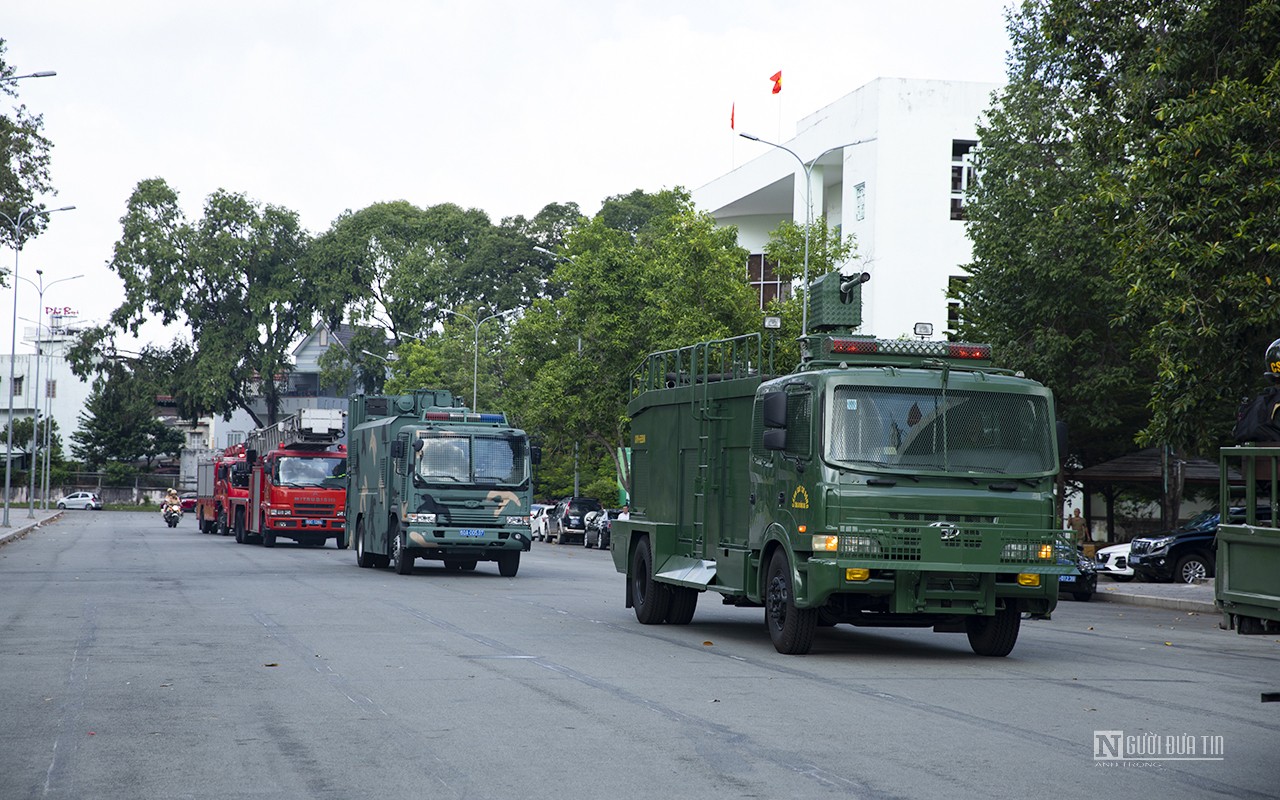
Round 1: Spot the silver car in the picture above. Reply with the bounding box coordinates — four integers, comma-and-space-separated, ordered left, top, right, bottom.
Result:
57, 491, 103, 510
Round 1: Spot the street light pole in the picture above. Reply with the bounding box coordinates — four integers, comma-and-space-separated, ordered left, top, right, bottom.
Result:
0, 205, 74, 526
0, 71, 57, 85
738, 133, 874, 336
441, 308, 517, 410
17, 270, 82, 518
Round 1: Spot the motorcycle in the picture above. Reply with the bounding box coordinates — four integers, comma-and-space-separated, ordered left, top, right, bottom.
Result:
161, 501, 183, 528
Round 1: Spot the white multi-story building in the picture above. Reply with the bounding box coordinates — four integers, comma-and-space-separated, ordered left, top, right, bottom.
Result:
693, 77, 999, 340
0, 315, 94, 467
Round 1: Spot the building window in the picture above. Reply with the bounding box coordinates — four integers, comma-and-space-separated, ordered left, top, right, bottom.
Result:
11, 376, 22, 397
854, 183, 866, 221
746, 254, 790, 310
319, 327, 329, 347
950, 140, 977, 220
46, 379, 56, 399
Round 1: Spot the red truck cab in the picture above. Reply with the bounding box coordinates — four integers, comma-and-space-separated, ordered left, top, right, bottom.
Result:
238, 443, 347, 548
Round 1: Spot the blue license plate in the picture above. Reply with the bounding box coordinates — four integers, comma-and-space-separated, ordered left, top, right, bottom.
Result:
1058, 574, 1074, 582
1128, 555, 1142, 564
459, 529, 484, 537
305, 519, 322, 527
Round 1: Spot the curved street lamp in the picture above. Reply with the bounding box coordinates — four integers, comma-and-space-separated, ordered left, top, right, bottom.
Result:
0, 71, 56, 85
0, 205, 74, 527
441, 308, 518, 411
738, 133, 874, 336
16, 270, 82, 517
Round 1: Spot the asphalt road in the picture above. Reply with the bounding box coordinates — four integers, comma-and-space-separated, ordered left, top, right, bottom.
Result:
2, 511, 1277, 800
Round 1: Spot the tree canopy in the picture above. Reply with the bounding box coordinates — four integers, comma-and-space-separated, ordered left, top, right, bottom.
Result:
958, 0, 1280, 524
97, 178, 331, 426
503, 188, 759, 500
0, 39, 58, 259
70, 360, 183, 470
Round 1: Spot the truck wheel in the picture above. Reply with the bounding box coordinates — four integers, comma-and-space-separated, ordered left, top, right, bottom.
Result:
460, 560, 477, 571
1175, 554, 1211, 584
393, 531, 414, 575
665, 587, 698, 625
217, 510, 229, 538
262, 516, 276, 548
966, 605, 1021, 657
630, 537, 671, 624
355, 520, 377, 569
497, 551, 520, 577
335, 533, 348, 550
765, 549, 817, 654
233, 511, 245, 544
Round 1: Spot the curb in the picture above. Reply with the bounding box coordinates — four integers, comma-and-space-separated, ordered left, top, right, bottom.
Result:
0, 511, 64, 549
1093, 589, 1217, 615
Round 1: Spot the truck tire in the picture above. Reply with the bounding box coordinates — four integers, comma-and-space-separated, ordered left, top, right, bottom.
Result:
355, 520, 377, 569
233, 511, 246, 544
965, 605, 1021, 657
497, 551, 520, 577
217, 509, 228, 538
630, 537, 671, 624
262, 515, 276, 548
393, 530, 414, 575
765, 549, 817, 654
665, 587, 698, 625
1175, 553, 1211, 584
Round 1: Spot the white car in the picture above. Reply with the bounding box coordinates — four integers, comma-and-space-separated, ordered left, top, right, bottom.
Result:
57, 491, 104, 510
1094, 542, 1134, 581
529, 504, 551, 542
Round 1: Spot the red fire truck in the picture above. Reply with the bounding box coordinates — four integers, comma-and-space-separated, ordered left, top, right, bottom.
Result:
229, 409, 348, 548
195, 443, 248, 536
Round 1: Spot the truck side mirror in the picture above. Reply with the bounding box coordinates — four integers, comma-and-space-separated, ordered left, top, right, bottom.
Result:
762, 391, 787, 429
763, 428, 787, 451
530, 445, 542, 465
246, 449, 258, 466
390, 440, 406, 460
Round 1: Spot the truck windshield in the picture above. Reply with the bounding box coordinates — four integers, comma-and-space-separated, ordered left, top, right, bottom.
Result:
276, 456, 346, 487
415, 433, 530, 486
826, 386, 1055, 476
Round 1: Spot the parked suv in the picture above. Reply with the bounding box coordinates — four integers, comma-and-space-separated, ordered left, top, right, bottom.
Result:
549, 497, 603, 545
1129, 507, 1271, 583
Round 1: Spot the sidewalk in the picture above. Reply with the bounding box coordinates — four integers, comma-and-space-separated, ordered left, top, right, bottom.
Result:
1093, 575, 1218, 614
0, 508, 64, 548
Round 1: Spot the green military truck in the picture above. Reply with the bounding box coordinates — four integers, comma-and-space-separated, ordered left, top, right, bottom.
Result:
346, 390, 535, 577
1216, 445, 1280, 635
611, 272, 1072, 656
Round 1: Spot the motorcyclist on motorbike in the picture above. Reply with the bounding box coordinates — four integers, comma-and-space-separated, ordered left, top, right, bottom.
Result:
161, 488, 183, 527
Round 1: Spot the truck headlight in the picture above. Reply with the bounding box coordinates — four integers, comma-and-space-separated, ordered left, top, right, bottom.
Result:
404, 512, 437, 524
811, 535, 839, 552
506, 516, 528, 526
1002, 543, 1054, 561
268, 508, 292, 516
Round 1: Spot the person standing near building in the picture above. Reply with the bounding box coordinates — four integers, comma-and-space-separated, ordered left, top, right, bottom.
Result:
1065, 508, 1089, 547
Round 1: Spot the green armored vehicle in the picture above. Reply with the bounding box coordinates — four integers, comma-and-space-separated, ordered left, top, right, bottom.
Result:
346, 390, 535, 577
611, 272, 1072, 656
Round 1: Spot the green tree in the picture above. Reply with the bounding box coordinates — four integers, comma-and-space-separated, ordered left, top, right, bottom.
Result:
507, 188, 759, 500
309, 200, 582, 392
100, 178, 325, 426
0, 39, 57, 256
959, 0, 1280, 525
70, 362, 183, 470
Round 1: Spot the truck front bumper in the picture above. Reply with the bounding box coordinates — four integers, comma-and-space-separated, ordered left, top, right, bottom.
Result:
406, 526, 531, 554
801, 559, 1061, 616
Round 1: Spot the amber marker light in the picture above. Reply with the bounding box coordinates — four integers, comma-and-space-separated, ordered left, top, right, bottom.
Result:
1038, 544, 1054, 560
1017, 573, 1041, 587
811, 535, 838, 552
846, 568, 871, 581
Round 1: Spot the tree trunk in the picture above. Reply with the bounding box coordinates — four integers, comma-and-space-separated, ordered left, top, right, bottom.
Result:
1161, 446, 1186, 528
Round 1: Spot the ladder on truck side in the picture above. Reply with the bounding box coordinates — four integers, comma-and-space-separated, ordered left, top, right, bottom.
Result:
246, 408, 345, 454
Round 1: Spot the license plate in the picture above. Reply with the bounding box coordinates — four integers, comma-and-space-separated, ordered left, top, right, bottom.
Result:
305, 519, 323, 527
459, 529, 484, 537
1058, 574, 1074, 582
1128, 555, 1142, 564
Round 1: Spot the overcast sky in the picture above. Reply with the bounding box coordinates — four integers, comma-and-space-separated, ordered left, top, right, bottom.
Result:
2, 1, 1014, 354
